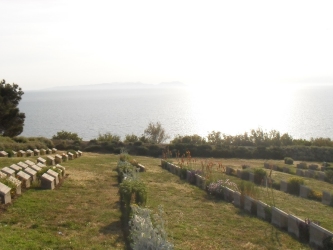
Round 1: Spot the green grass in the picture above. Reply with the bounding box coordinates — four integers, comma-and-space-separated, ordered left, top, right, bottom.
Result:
0, 153, 318, 249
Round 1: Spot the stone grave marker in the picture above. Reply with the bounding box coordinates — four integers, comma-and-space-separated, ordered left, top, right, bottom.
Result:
264, 163, 270, 169
25, 160, 35, 167
226, 166, 233, 175
186, 170, 192, 183
300, 185, 310, 198
62, 153, 68, 162
256, 200, 270, 221
46, 148, 52, 154
233, 191, 243, 208
46, 169, 59, 185
68, 152, 74, 160
17, 171, 32, 188
26, 149, 33, 156
7, 176, 21, 195
78, 150, 82, 156
237, 169, 242, 178
40, 149, 46, 155
0, 151, 8, 157
12, 150, 17, 157
23, 167, 37, 182
1, 167, 15, 177
283, 167, 290, 173
52, 148, 57, 153
322, 191, 332, 206
30, 165, 42, 172
37, 157, 46, 165
137, 163, 146, 172
17, 161, 28, 169
309, 222, 333, 248
287, 214, 305, 239
309, 164, 319, 170
318, 172, 326, 181
55, 154, 62, 164
56, 164, 66, 176
46, 156, 55, 165
37, 162, 46, 168
41, 173, 55, 190
223, 186, 234, 202
18, 150, 26, 157
34, 149, 40, 156
195, 174, 205, 190
0, 182, 11, 204
9, 164, 22, 173
244, 195, 257, 214
272, 165, 278, 171
296, 169, 304, 177
280, 180, 288, 193
271, 207, 288, 229
249, 172, 255, 183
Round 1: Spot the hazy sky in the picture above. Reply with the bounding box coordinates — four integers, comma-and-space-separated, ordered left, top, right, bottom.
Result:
1, 0, 333, 91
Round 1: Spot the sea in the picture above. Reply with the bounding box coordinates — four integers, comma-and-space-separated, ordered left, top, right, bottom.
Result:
18, 84, 333, 142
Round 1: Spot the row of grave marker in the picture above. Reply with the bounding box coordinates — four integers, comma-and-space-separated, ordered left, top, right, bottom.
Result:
0, 151, 82, 204
0, 148, 59, 157
161, 160, 333, 249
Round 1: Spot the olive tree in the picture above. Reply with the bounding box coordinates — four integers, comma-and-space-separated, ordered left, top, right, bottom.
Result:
0, 79, 26, 137
143, 122, 169, 144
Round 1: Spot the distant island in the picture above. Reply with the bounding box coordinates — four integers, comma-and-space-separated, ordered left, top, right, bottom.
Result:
41, 81, 187, 91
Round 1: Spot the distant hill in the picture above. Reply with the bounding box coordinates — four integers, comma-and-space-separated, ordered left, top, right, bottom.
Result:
41, 82, 187, 91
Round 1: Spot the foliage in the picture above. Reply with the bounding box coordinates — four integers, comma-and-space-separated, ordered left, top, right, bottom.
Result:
0, 79, 25, 137
284, 157, 294, 165
253, 168, 267, 185
143, 122, 169, 144
238, 181, 259, 199
0, 177, 17, 198
325, 170, 333, 183
96, 132, 121, 143
307, 189, 322, 201
52, 130, 82, 141
129, 205, 174, 250
125, 133, 139, 143
287, 177, 305, 195
171, 134, 206, 144
297, 162, 308, 169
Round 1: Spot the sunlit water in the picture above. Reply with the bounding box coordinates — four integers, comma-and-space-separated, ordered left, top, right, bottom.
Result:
19, 85, 333, 141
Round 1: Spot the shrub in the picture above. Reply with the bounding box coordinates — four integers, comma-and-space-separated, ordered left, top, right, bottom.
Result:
307, 189, 322, 201
136, 146, 149, 156
96, 132, 121, 143
207, 180, 224, 199
297, 162, 308, 169
253, 168, 267, 185
284, 157, 294, 165
84, 145, 102, 152
287, 177, 305, 195
240, 169, 250, 180
325, 170, 333, 183
52, 130, 82, 141
133, 141, 143, 147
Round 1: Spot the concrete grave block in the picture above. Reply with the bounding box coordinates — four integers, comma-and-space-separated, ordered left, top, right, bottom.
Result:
288, 214, 305, 239
272, 165, 278, 171
17, 150, 26, 157
55, 154, 62, 164
223, 186, 234, 202
17, 171, 32, 188
26, 149, 33, 156
9, 164, 22, 173
25, 160, 35, 167
8, 176, 22, 195
237, 169, 242, 178
249, 172, 255, 183
318, 172, 326, 181
46, 156, 55, 165
271, 207, 288, 229
280, 180, 288, 193
244, 195, 257, 214
37, 162, 46, 168
226, 166, 233, 175
300, 185, 310, 198
52, 148, 57, 153
1, 167, 15, 177
34, 149, 40, 156
0, 151, 8, 157
322, 191, 332, 206
264, 163, 270, 169
257, 200, 270, 221
0, 182, 11, 204
233, 191, 243, 208
62, 154, 68, 162
56, 164, 66, 177
137, 163, 146, 172
186, 170, 191, 183
308, 164, 319, 170
78, 150, 82, 156
309, 222, 333, 248
46, 148, 52, 154
306, 170, 315, 178
23, 167, 37, 182
40, 149, 46, 155
195, 174, 205, 190
37, 157, 46, 165
30, 165, 42, 172
17, 161, 28, 169
11, 151, 17, 157
173, 166, 180, 176
46, 169, 59, 185
68, 152, 74, 160
41, 173, 55, 190
296, 169, 304, 177
283, 167, 290, 173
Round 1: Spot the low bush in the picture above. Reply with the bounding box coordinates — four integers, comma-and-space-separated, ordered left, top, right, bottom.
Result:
287, 177, 305, 195
240, 169, 250, 180
253, 168, 267, 185
284, 157, 294, 165
307, 189, 322, 201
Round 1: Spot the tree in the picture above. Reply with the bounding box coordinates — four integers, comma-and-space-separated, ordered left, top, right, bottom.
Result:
0, 79, 26, 137
52, 130, 82, 141
143, 122, 169, 144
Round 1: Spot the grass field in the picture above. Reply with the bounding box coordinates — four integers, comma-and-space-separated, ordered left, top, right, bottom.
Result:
0, 153, 321, 249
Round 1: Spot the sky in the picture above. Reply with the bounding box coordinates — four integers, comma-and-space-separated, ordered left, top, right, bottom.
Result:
1, 0, 333, 91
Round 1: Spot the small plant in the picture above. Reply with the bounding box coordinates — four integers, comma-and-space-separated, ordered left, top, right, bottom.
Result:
287, 177, 305, 195
253, 168, 267, 185
284, 157, 294, 165
307, 189, 322, 201
239, 181, 259, 199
